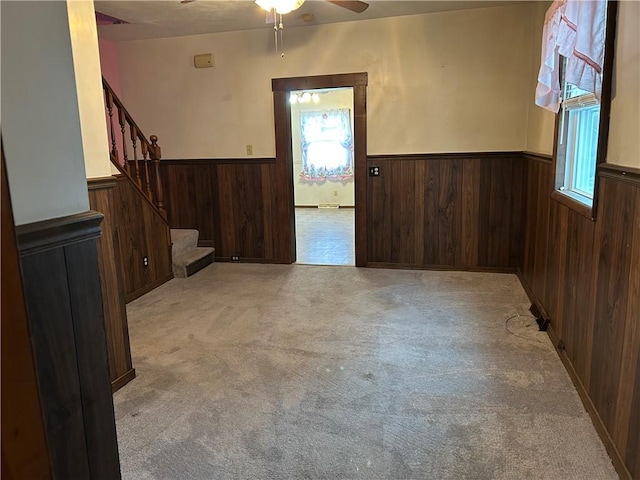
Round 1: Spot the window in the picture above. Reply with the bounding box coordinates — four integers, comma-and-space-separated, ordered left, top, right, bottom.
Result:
299, 109, 353, 182
557, 81, 601, 202
552, 1, 617, 217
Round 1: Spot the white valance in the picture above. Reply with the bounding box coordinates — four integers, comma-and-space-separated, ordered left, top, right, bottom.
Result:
535, 0, 607, 113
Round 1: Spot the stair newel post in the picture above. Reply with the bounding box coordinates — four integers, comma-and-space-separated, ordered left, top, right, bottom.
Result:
150, 135, 167, 219
118, 107, 130, 175
129, 124, 142, 188
105, 89, 118, 160
141, 138, 153, 201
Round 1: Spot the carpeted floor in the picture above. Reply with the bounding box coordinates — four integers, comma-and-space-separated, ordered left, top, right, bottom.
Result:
114, 264, 617, 480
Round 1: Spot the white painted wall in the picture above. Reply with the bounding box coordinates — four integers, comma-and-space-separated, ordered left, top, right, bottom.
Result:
292, 88, 355, 207
606, 1, 640, 168
525, 1, 640, 167
1, 1, 90, 225
67, 0, 114, 179
525, 1, 555, 156
114, 4, 534, 159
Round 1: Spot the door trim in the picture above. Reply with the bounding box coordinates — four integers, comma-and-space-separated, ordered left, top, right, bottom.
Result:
272, 72, 368, 266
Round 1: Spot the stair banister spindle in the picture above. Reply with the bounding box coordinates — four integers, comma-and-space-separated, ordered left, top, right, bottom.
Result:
102, 76, 170, 229
150, 135, 166, 219
129, 124, 142, 188
106, 90, 118, 159
141, 138, 153, 201
117, 107, 130, 175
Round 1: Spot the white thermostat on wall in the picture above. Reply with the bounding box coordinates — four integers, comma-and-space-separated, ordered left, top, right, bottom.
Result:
193, 53, 214, 68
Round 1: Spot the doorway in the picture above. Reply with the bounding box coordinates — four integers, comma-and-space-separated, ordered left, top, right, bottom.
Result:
290, 87, 355, 265
271, 73, 368, 266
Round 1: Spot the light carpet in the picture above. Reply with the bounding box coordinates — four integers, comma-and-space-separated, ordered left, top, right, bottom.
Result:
114, 263, 617, 479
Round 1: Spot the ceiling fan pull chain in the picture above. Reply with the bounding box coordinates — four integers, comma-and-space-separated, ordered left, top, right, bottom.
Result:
273, 9, 279, 53
279, 14, 284, 54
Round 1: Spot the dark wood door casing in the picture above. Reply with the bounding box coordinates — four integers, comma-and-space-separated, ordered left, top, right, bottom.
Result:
1, 145, 52, 479
272, 73, 368, 266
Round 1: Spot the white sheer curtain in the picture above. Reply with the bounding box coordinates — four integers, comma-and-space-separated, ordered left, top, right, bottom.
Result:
299, 109, 353, 182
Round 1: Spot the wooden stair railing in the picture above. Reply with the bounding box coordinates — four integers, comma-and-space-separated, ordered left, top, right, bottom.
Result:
102, 77, 167, 222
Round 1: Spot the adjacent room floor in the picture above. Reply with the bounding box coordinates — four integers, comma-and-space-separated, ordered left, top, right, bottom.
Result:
295, 207, 354, 266
114, 264, 617, 480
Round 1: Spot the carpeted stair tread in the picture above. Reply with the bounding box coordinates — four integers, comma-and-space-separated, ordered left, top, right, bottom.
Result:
170, 229, 199, 258
172, 247, 214, 278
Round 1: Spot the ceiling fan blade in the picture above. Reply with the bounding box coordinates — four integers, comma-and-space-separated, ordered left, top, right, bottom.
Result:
326, 1, 369, 13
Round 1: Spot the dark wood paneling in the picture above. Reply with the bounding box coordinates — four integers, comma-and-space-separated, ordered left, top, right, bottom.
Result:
157, 161, 216, 244
366, 153, 525, 269
1, 148, 51, 479
521, 154, 554, 314
88, 178, 135, 391
520, 157, 640, 480
17, 211, 121, 480
162, 159, 279, 261
21, 249, 91, 479
115, 176, 172, 302
590, 178, 635, 431
64, 241, 121, 479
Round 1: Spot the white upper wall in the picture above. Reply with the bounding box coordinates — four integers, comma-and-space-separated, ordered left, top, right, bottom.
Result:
1, 1, 90, 225
115, 4, 534, 158
68, 0, 113, 179
607, 1, 639, 168
525, 1, 555, 156
525, 1, 640, 167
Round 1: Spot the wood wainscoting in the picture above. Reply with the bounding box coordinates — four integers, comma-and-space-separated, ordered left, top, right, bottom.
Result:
16, 212, 121, 479
114, 175, 173, 302
161, 158, 281, 263
366, 152, 525, 270
520, 154, 640, 480
88, 178, 135, 392
160, 152, 524, 270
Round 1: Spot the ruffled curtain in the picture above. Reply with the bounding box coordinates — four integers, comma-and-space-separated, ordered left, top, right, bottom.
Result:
299, 109, 353, 182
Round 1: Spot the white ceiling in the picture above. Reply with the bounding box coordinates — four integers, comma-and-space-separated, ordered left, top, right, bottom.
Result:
95, 0, 524, 42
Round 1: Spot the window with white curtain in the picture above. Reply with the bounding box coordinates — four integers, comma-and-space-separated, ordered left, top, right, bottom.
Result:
299, 109, 353, 182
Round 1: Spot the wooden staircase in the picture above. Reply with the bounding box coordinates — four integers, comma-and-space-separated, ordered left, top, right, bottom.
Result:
102, 78, 213, 281
103, 78, 167, 221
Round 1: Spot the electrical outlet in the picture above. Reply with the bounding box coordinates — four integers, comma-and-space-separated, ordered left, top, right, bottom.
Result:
246, 144, 253, 156
231, 255, 240, 262
333, 190, 338, 196
369, 166, 380, 177
143, 256, 149, 266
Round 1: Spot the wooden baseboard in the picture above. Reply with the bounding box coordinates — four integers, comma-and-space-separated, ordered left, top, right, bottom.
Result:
517, 270, 631, 480
111, 368, 136, 393
366, 262, 517, 274
215, 257, 283, 264
515, 269, 552, 322
124, 272, 173, 304
546, 325, 632, 480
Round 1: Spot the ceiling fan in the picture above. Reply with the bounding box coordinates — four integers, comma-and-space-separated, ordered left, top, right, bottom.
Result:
180, 0, 369, 14
253, 0, 370, 53
326, 1, 369, 13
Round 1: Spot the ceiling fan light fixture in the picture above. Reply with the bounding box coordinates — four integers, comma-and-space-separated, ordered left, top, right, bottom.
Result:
255, 0, 304, 15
